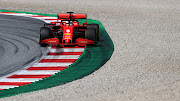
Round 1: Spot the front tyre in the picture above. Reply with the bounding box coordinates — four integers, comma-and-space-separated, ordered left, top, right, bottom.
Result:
87, 24, 99, 41
39, 27, 50, 47
86, 28, 97, 44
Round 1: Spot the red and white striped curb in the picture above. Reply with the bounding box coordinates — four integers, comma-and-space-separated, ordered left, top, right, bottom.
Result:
0, 12, 85, 90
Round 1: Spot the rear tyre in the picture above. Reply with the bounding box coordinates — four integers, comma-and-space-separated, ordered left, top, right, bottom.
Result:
39, 27, 50, 47
87, 24, 99, 41
86, 28, 97, 44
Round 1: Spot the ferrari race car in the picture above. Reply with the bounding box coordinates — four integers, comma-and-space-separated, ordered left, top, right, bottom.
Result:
39, 12, 99, 47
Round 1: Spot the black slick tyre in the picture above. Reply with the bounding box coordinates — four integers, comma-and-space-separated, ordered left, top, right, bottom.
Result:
86, 28, 97, 44
39, 27, 50, 47
87, 24, 99, 41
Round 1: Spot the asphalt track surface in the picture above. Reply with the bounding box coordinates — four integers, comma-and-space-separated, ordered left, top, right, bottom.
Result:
0, 14, 49, 77
1, 0, 180, 101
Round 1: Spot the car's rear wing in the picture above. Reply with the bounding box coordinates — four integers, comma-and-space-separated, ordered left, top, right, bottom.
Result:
58, 13, 86, 20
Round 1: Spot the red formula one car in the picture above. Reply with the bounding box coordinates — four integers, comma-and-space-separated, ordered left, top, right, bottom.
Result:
39, 12, 99, 47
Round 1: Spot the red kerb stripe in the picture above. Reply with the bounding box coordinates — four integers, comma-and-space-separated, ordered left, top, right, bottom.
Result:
27, 67, 67, 70
0, 82, 31, 86
0, 12, 14, 13
47, 52, 83, 55
44, 19, 57, 20
7, 75, 52, 78
51, 46, 84, 49
39, 59, 76, 63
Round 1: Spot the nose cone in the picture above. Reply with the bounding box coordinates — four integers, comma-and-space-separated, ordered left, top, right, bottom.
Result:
62, 26, 73, 43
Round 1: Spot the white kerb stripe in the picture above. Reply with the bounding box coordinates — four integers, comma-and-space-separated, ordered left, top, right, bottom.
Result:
33, 63, 72, 67
0, 86, 19, 89
43, 20, 56, 23
16, 70, 59, 75
50, 48, 84, 53
43, 55, 80, 59
0, 78, 43, 82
